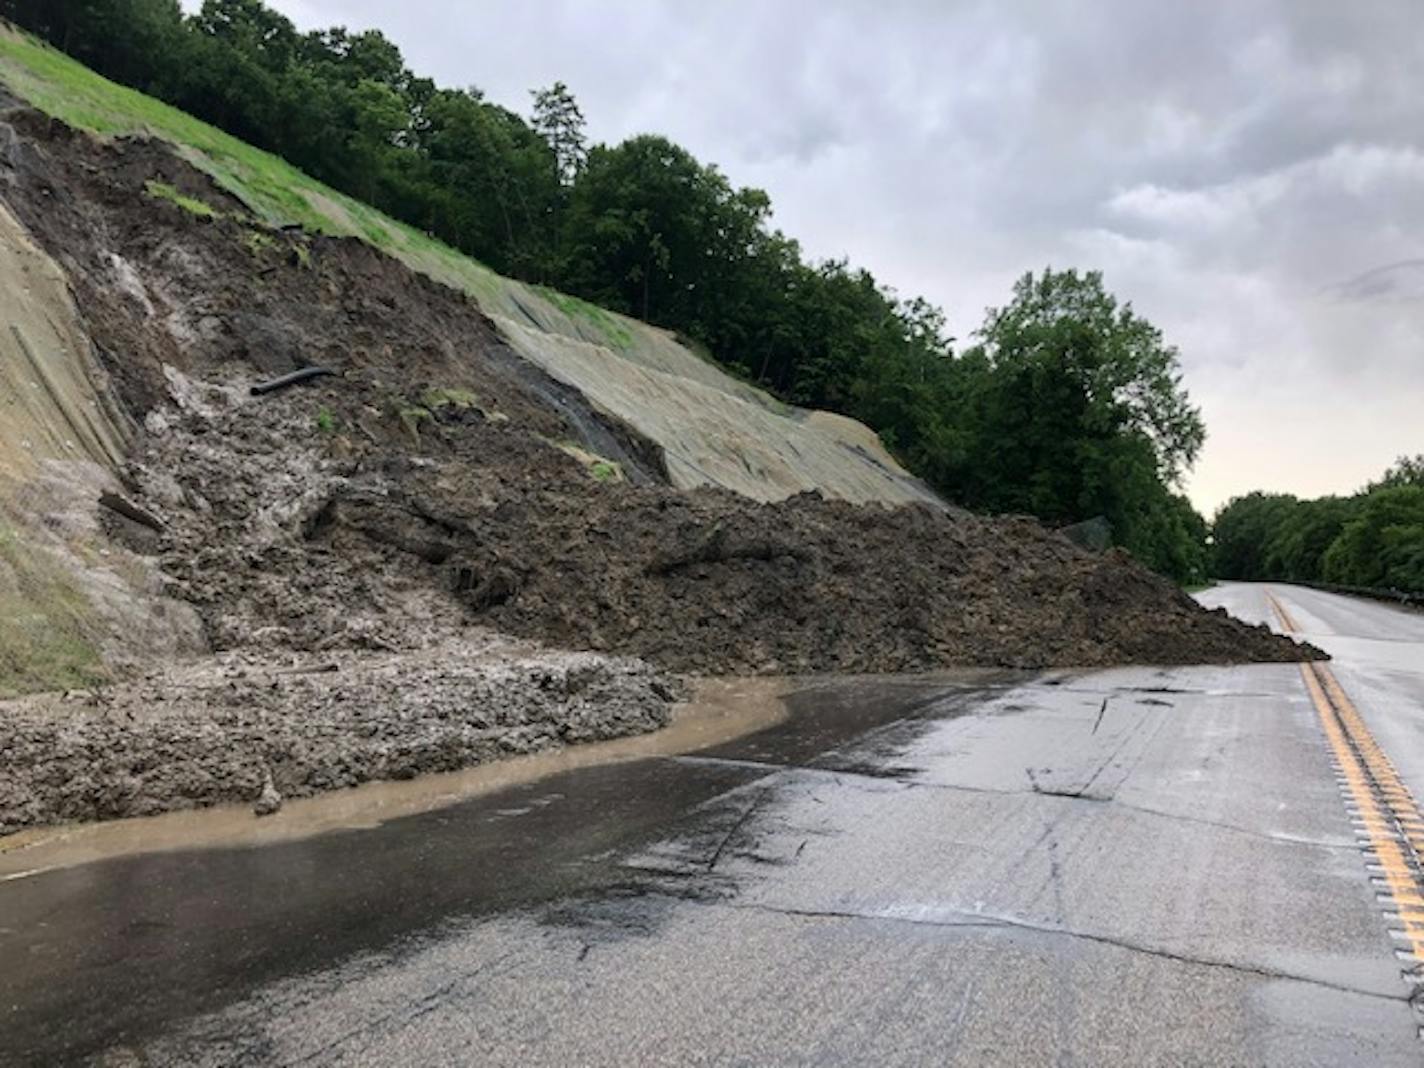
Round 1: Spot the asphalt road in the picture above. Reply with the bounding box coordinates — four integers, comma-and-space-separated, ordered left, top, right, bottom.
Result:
4, 583, 1424, 1065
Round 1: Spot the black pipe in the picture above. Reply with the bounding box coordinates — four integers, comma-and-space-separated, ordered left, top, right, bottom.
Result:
249, 366, 339, 396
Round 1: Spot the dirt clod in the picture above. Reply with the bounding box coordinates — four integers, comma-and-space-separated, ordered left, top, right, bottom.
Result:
253, 772, 282, 817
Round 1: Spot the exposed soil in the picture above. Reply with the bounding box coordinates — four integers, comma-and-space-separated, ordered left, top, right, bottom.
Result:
118, 376, 1316, 675
0, 107, 1321, 829
0, 106, 666, 486
0, 637, 678, 834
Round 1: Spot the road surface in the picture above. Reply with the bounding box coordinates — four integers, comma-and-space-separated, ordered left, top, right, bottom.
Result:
3, 582, 1424, 1065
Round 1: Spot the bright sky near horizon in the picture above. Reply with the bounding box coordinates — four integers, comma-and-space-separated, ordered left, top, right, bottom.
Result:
239, 0, 1422, 515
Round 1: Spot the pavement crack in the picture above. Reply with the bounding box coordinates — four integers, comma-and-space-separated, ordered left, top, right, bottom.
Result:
288, 949, 520, 1064
1106, 803, 1359, 852
680, 758, 1354, 854
722, 900, 1405, 1004
1024, 770, 1108, 803
674, 754, 910, 787
706, 791, 770, 872
1091, 697, 1109, 735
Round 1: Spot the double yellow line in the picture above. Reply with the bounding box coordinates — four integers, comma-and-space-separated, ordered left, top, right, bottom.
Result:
1266, 590, 1424, 964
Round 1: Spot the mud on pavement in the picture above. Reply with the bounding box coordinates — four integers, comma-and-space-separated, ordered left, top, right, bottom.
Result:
0, 105, 1321, 831
0, 637, 679, 834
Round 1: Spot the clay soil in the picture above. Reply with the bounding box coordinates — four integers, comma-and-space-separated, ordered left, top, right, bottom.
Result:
0, 107, 1320, 830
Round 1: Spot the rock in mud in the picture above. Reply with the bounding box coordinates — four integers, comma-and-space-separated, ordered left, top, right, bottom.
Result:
252, 772, 283, 817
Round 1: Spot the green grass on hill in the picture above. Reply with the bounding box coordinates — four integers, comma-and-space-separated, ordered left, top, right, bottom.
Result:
533, 285, 635, 350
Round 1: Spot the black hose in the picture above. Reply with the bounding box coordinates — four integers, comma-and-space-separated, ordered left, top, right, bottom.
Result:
249, 366, 339, 396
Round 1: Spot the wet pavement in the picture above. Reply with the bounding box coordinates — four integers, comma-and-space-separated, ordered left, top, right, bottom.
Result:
4, 587, 1424, 1064
1201, 582, 1424, 800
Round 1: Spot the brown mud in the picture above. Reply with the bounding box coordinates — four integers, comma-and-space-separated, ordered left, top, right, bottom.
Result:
0, 106, 1321, 830
0, 674, 795, 870
0, 636, 680, 834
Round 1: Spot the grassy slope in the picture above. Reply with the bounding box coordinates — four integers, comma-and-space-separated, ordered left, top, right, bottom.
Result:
0, 519, 106, 697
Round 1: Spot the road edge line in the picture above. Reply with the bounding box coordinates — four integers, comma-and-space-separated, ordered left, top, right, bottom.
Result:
1267, 589, 1424, 1032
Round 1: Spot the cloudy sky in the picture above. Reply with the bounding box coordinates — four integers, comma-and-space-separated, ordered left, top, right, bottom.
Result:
263, 0, 1423, 514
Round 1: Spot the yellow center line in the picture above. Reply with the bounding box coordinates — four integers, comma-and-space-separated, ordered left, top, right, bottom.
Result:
1265, 590, 1302, 634
1266, 589, 1424, 961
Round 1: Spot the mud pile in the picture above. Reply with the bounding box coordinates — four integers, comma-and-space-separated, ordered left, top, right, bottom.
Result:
0, 105, 1316, 686
120, 379, 1310, 675
0, 639, 678, 833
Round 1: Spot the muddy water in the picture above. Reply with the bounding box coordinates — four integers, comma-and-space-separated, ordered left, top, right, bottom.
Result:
0, 675, 793, 877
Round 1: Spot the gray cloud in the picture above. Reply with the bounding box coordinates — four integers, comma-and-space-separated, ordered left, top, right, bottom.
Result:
260, 0, 1424, 512
1329, 260, 1424, 303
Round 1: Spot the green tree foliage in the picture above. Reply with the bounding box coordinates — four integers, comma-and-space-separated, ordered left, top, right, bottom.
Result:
973, 270, 1204, 484
935, 270, 1206, 576
1212, 492, 1300, 580
530, 81, 586, 186
1371, 454, 1424, 490
1322, 487, 1424, 591
1258, 496, 1351, 581
1212, 459, 1424, 593
559, 135, 737, 324
2, 0, 1215, 582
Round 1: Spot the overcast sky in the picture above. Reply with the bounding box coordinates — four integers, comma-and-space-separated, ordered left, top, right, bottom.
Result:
260, 0, 1423, 514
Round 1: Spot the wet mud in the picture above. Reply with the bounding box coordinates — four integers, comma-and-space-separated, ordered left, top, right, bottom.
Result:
0, 106, 1319, 675
0, 675, 791, 873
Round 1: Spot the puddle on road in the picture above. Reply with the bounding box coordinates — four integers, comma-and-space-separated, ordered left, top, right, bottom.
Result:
0, 675, 796, 877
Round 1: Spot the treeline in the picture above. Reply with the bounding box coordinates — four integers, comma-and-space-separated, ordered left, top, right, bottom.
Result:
6, 0, 1210, 582
1213, 456, 1424, 592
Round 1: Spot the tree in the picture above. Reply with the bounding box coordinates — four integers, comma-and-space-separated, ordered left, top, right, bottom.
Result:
343, 78, 407, 202
975, 269, 1205, 485
1261, 495, 1352, 582
559, 135, 750, 324
1372, 454, 1424, 490
941, 269, 1207, 576
1212, 492, 1299, 579
530, 81, 586, 186
192, 0, 298, 71
1322, 486, 1424, 591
